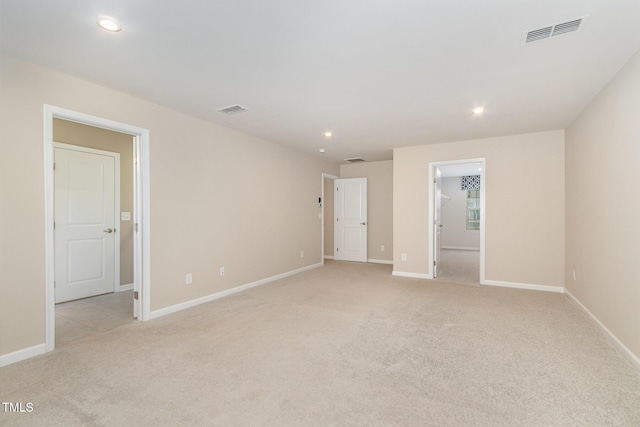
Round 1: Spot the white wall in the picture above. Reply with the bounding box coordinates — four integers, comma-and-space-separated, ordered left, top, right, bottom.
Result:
441, 177, 480, 250
0, 55, 339, 358
565, 48, 640, 362
340, 161, 393, 262
393, 130, 565, 286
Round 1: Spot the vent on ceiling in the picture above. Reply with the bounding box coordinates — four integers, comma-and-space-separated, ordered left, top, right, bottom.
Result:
344, 157, 365, 163
522, 15, 588, 45
217, 105, 249, 115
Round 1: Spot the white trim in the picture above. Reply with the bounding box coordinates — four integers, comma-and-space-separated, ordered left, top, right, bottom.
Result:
0, 344, 47, 368
324, 255, 334, 260
368, 259, 393, 265
119, 283, 134, 292
44, 105, 151, 356
392, 271, 433, 279
54, 142, 122, 295
565, 289, 640, 372
321, 173, 338, 265
149, 263, 323, 320
429, 158, 486, 283
441, 246, 480, 251
483, 279, 564, 293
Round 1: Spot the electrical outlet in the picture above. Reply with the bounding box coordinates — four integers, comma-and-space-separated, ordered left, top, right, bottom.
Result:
186, 273, 193, 285
381, 245, 385, 252
220, 267, 225, 276
401, 253, 407, 261
300, 250, 304, 258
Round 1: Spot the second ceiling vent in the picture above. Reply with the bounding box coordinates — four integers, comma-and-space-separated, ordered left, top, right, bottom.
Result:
522, 15, 588, 45
217, 105, 249, 115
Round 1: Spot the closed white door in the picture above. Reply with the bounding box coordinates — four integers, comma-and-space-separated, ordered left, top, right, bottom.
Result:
434, 168, 442, 277
334, 178, 367, 262
55, 146, 117, 303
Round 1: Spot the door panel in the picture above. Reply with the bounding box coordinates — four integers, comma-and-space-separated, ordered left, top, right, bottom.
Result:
55, 147, 116, 303
334, 178, 367, 262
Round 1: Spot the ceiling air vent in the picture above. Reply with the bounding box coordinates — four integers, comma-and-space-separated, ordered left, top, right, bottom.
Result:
344, 157, 365, 163
217, 105, 249, 115
522, 15, 588, 45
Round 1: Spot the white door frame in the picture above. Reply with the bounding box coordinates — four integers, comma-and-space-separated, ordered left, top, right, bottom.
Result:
428, 158, 486, 283
54, 142, 121, 298
43, 105, 151, 353
321, 173, 338, 265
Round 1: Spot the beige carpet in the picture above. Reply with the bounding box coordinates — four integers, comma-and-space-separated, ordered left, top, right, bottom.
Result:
2, 260, 640, 426
436, 249, 480, 285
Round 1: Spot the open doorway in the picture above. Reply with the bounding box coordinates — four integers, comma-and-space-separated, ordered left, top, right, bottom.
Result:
321, 173, 338, 263
429, 159, 485, 285
52, 120, 135, 344
43, 105, 151, 353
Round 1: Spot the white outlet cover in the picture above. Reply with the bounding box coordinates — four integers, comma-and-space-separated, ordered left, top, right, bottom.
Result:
186, 273, 193, 285
381, 245, 385, 252
121, 212, 131, 221
401, 253, 407, 261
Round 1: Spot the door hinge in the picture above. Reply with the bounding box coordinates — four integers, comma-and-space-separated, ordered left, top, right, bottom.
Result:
336, 217, 339, 222
134, 291, 139, 300
53, 162, 56, 171
434, 261, 437, 266
53, 222, 56, 230
336, 248, 339, 252
135, 223, 139, 232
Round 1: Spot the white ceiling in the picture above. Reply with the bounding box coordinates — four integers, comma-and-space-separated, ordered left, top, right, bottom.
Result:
2, 1, 639, 163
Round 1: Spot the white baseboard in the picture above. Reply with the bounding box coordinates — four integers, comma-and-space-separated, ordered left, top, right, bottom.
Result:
368, 259, 393, 265
149, 263, 323, 320
119, 283, 134, 292
324, 255, 334, 260
565, 289, 640, 372
441, 246, 480, 251
483, 279, 564, 293
0, 343, 47, 368
392, 271, 433, 279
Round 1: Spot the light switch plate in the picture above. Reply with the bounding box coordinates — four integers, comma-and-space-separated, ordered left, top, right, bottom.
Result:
121, 212, 131, 221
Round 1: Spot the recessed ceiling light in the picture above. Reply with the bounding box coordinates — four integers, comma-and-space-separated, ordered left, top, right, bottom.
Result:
324, 131, 333, 138
97, 15, 122, 32
472, 107, 485, 115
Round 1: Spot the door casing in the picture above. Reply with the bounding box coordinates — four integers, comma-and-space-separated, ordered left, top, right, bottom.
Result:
321, 173, 338, 264
43, 105, 151, 353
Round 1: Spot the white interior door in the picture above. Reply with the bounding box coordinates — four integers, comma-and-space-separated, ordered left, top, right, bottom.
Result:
334, 178, 367, 262
434, 167, 442, 277
55, 145, 118, 303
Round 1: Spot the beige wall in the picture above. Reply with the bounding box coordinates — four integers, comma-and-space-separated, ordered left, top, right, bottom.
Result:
53, 119, 135, 287
0, 55, 339, 357
441, 177, 480, 250
393, 130, 565, 286
323, 177, 334, 257
565, 49, 640, 360
340, 161, 393, 262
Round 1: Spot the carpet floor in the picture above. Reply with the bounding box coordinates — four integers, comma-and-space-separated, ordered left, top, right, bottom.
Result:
1, 260, 639, 426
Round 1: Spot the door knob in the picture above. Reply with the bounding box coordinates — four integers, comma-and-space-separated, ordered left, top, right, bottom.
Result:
360, 222, 367, 225
103, 228, 114, 233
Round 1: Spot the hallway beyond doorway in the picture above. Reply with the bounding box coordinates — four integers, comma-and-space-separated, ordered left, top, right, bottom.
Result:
435, 249, 479, 285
